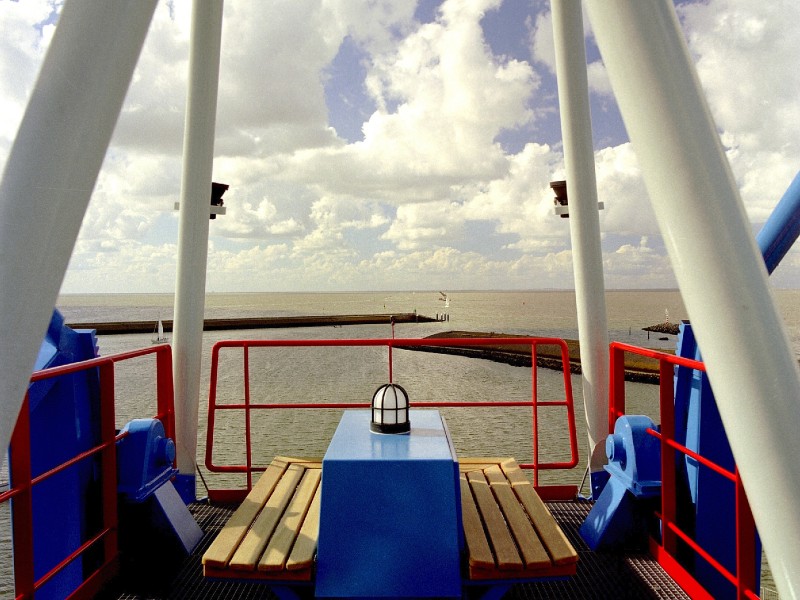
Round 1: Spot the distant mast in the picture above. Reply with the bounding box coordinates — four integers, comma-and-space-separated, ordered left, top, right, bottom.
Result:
152, 318, 168, 344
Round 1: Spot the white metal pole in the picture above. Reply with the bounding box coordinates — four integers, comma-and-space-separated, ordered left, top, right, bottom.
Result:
172, 0, 224, 503
0, 0, 157, 456
586, 2, 800, 597
551, 0, 610, 492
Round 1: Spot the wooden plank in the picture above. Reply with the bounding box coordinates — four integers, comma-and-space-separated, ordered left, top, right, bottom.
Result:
259, 468, 321, 571
459, 462, 499, 474
500, 459, 578, 566
459, 457, 511, 471
286, 482, 322, 571
483, 465, 551, 569
229, 463, 304, 570
466, 470, 522, 570
275, 456, 322, 467
459, 457, 512, 464
459, 475, 495, 570
202, 458, 289, 568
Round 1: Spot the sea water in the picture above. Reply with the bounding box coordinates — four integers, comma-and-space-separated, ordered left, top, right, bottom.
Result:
52, 290, 701, 486
1, 289, 798, 596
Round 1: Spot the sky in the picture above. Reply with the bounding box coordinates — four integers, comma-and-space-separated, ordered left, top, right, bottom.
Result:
1, 0, 799, 293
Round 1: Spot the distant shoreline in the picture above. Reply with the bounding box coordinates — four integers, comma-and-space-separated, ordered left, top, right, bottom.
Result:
66, 316, 669, 384
66, 312, 441, 334
402, 331, 665, 384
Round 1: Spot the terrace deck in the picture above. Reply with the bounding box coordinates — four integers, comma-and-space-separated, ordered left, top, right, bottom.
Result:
104, 498, 689, 599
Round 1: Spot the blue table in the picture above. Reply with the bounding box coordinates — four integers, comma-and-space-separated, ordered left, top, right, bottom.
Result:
315, 409, 463, 598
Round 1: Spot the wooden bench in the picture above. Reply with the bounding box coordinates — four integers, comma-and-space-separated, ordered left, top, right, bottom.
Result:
459, 458, 578, 580
202, 457, 321, 581
202, 456, 577, 584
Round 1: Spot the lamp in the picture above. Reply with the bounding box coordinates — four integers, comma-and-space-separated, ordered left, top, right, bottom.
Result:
371, 383, 410, 434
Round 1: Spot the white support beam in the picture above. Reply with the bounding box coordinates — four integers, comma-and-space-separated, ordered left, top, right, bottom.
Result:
586, 2, 800, 597
172, 0, 224, 501
0, 0, 157, 455
551, 0, 610, 484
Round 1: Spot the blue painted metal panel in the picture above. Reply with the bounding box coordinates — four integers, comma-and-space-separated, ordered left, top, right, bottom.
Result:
674, 322, 759, 599
316, 410, 462, 598
16, 311, 100, 600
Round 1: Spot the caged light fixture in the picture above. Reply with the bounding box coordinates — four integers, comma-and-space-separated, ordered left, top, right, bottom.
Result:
370, 383, 410, 434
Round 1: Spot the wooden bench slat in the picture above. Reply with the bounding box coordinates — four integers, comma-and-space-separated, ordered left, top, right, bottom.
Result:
202, 458, 289, 568
286, 483, 322, 571
459, 457, 511, 474
229, 463, 305, 570
500, 459, 578, 566
466, 470, 523, 571
259, 468, 321, 572
483, 465, 551, 569
459, 475, 495, 570
459, 463, 500, 474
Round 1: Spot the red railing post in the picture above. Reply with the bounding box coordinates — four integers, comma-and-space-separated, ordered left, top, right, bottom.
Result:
155, 346, 175, 443
206, 345, 221, 472
98, 362, 119, 573
658, 359, 678, 556
531, 343, 539, 487
735, 468, 757, 600
608, 343, 626, 432
558, 340, 579, 471
10, 395, 34, 600
244, 345, 253, 491
388, 341, 394, 384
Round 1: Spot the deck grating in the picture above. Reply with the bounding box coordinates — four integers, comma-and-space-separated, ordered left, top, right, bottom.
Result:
102, 499, 689, 600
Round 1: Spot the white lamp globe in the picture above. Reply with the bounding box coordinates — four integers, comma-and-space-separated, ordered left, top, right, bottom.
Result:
371, 383, 410, 434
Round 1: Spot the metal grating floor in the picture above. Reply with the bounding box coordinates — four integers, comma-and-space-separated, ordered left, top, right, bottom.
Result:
101, 499, 690, 600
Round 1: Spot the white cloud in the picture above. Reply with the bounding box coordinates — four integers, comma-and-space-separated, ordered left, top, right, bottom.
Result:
603, 237, 676, 289
383, 201, 465, 250
3, 1, 800, 293
680, 0, 800, 220
593, 143, 657, 235
356, 0, 536, 180
0, 0, 57, 160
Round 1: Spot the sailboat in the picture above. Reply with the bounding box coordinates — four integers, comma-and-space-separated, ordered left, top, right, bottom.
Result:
152, 318, 168, 344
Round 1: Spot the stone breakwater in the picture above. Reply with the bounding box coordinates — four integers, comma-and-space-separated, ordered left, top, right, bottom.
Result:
66, 313, 441, 335
400, 331, 666, 384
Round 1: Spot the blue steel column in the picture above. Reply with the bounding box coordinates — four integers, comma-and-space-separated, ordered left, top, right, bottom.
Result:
757, 171, 800, 274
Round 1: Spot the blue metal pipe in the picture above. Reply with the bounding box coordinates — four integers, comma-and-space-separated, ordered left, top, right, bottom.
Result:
757, 171, 800, 274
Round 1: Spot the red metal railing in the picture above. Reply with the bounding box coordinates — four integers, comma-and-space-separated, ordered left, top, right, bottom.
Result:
205, 336, 579, 495
1, 344, 174, 600
609, 342, 759, 600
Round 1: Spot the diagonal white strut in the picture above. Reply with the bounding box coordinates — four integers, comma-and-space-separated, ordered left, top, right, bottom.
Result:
0, 0, 157, 457
586, 2, 800, 598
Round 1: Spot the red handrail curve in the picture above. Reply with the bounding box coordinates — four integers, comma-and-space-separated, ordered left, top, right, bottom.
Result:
2, 344, 174, 600
205, 336, 579, 493
608, 342, 759, 600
